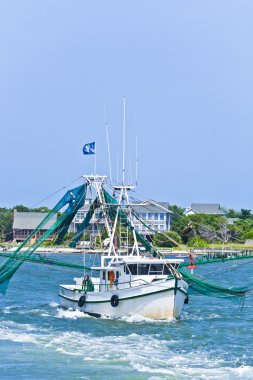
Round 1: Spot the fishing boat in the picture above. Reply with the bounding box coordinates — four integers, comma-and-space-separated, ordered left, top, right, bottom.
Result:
59, 175, 189, 319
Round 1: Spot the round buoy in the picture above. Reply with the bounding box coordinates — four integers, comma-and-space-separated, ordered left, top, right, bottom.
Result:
110, 294, 119, 307
78, 295, 86, 307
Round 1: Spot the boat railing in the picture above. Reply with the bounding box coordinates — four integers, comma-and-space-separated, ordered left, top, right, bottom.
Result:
99, 278, 150, 292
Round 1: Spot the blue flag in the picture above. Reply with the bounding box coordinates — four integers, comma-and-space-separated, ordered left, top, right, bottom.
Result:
82, 142, 95, 155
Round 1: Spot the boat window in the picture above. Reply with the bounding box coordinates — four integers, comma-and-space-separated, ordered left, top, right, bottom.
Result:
163, 265, 172, 275
127, 264, 138, 275
138, 264, 150, 275
102, 271, 106, 280
116, 271, 119, 279
149, 264, 163, 274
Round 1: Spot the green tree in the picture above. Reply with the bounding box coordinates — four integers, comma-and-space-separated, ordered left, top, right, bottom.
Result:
153, 231, 182, 248
240, 209, 251, 219
168, 205, 189, 242
13, 205, 30, 212
187, 236, 208, 248
32, 206, 51, 213
226, 208, 240, 218
0, 208, 13, 241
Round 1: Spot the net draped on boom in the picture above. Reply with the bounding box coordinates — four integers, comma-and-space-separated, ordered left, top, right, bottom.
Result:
0, 184, 87, 294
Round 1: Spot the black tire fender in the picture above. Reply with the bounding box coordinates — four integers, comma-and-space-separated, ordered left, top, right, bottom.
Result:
78, 295, 86, 307
111, 294, 119, 307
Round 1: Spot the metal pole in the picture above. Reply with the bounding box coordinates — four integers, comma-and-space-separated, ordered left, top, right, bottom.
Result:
122, 97, 126, 184
94, 141, 97, 175
135, 133, 138, 186
104, 103, 112, 182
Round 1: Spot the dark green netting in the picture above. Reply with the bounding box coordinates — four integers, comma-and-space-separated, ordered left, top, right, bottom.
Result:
0, 184, 86, 294
69, 197, 100, 248
0, 252, 94, 271
178, 257, 253, 299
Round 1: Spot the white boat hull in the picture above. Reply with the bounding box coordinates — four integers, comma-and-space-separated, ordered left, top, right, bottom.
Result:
59, 278, 188, 320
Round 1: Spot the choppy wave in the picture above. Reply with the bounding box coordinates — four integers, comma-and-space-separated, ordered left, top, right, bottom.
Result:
1, 318, 252, 379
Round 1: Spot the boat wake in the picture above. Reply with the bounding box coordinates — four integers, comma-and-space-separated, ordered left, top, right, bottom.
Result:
0, 318, 253, 380
53, 305, 176, 323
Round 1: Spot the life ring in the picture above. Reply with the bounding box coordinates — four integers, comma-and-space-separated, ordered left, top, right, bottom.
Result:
78, 295, 86, 307
111, 294, 119, 307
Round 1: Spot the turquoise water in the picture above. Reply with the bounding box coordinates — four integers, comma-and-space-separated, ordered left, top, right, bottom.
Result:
0, 254, 253, 380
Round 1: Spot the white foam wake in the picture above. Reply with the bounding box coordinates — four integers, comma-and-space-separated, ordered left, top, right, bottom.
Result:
1, 319, 252, 379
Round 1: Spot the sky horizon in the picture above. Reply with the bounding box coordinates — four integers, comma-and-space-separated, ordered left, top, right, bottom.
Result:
0, 1, 252, 211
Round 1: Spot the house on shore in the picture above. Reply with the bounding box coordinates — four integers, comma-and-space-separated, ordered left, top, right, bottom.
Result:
69, 200, 172, 237
184, 203, 226, 217
131, 200, 172, 235
12, 210, 57, 243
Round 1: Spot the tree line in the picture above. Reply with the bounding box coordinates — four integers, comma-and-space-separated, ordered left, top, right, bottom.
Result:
1, 204, 253, 247
153, 206, 253, 248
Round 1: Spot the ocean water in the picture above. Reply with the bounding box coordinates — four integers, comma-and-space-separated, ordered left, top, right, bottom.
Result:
0, 254, 253, 380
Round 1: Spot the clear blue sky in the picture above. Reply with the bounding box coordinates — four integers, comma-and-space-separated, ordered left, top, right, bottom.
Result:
0, 1, 252, 210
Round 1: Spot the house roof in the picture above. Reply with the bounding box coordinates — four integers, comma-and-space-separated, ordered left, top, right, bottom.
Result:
13, 212, 57, 230
77, 200, 171, 215
189, 203, 225, 215
131, 200, 171, 214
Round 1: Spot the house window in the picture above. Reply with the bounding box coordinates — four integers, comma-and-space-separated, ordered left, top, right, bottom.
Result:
160, 225, 164, 231
148, 213, 152, 220
142, 212, 147, 219
135, 225, 140, 231
154, 213, 158, 220
154, 225, 159, 230
148, 224, 152, 230
142, 225, 146, 231
160, 213, 165, 220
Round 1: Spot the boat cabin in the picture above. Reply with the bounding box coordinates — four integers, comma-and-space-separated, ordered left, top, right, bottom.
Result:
89, 256, 184, 292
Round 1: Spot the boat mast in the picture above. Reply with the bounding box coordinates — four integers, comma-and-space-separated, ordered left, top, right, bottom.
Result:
108, 98, 140, 256
84, 175, 116, 255
122, 97, 126, 185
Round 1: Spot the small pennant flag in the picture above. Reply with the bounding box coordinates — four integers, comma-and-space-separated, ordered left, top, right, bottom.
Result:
82, 142, 95, 155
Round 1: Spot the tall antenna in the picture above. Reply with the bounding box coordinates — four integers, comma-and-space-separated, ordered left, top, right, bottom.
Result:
103, 102, 112, 182
116, 153, 119, 183
135, 133, 138, 186
129, 153, 133, 185
122, 97, 126, 184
